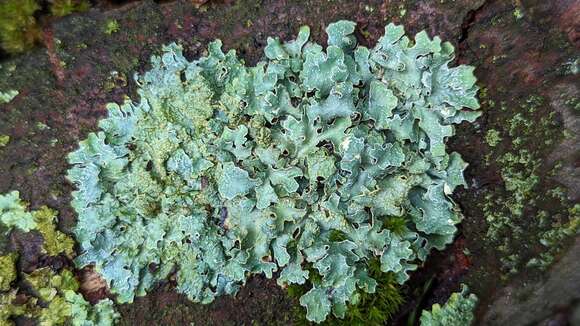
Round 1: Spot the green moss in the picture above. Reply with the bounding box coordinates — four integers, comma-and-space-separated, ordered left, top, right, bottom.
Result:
288, 259, 404, 325
50, 0, 90, 17
0, 0, 41, 54
384, 216, 408, 236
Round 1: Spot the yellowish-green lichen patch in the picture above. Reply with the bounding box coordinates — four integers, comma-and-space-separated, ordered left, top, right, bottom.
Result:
32, 207, 75, 257
484, 129, 501, 147
0, 90, 19, 104
0, 192, 75, 257
512, 8, 524, 20
0, 290, 32, 326
0, 135, 9, 148
0, 253, 18, 292
480, 94, 578, 276
0, 191, 119, 326
12, 267, 119, 326
26, 268, 79, 302
104, 19, 120, 35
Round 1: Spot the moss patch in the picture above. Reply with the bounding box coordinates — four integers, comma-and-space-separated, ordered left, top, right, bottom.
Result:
0, 0, 41, 54
50, 0, 90, 17
288, 259, 404, 325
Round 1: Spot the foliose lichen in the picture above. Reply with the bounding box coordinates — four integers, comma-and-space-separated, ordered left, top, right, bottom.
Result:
32, 206, 76, 257
419, 285, 477, 326
103, 19, 120, 35
67, 21, 479, 322
0, 253, 17, 292
0, 191, 119, 326
0, 191, 36, 232
1, 264, 119, 326
0, 191, 74, 257
0, 135, 9, 148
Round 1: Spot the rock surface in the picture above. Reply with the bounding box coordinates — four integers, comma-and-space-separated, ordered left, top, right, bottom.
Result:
482, 238, 580, 325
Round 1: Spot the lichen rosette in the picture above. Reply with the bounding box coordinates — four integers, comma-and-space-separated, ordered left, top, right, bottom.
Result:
67, 21, 479, 322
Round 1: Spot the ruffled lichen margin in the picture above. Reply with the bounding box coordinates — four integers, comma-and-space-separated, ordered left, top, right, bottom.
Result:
67, 20, 479, 323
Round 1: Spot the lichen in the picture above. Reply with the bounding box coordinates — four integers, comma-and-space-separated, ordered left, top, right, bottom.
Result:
32, 206, 75, 257
0, 192, 119, 326
0, 290, 29, 326
0, 192, 74, 257
481, 95, 578, 276
484, 129, 501, 147
0, 135, 9, 148
0, 253, 17, 292
419, 285, 477, 326
0, 90, 19, 105
512, 8, 524, 20
67, 21, 479, 322
0, 266, 120, 326
104, 19, 120, 35
0, 191, 36, 232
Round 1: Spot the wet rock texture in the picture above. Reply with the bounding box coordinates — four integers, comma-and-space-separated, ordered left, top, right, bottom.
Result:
0, 0, 578, 325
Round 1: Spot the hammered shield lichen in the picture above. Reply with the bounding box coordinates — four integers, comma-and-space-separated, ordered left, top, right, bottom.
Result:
67, 21, 479, 322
